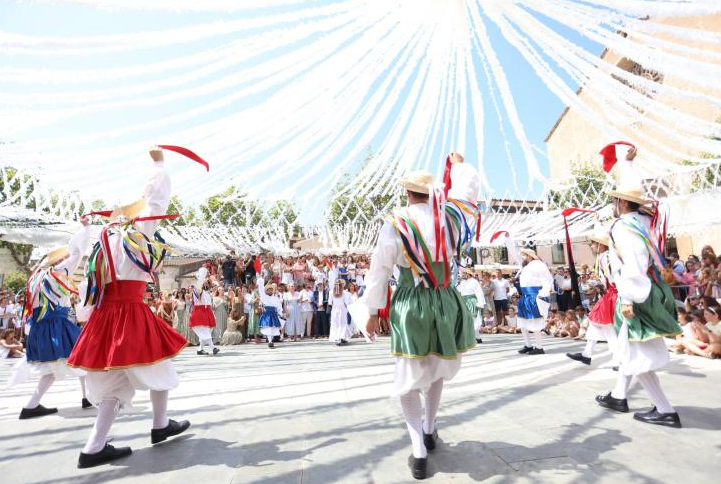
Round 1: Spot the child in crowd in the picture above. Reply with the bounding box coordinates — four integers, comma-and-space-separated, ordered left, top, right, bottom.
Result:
481, 309, 496, 334
574, 307, 589, 340
0, 329, 25, 358
498, 307, 519, 334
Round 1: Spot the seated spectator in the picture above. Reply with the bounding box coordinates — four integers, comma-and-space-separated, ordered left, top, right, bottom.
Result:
543, 309, 559, 335
554, 310, 579, 338
220, 308, 245, 345
498, 307, 520, 334
0, 329, 25, 358
677, 307, 721, 359
481, 309, 496, 334
574, 306, 589, 340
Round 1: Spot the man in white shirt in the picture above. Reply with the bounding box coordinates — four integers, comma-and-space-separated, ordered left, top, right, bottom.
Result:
299, 284, 314, 339
491, 270, 510, 326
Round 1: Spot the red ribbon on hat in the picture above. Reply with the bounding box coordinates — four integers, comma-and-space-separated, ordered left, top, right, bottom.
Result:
490, 230, 508, 244
599, 141, 635, 173
561, 207, 595, 218
84, 210, 113, 218
475, 212, 482, 242
158, 145, 210, 171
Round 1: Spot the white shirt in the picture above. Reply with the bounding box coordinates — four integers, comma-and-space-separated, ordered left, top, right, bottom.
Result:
518, 260, 553, 296
256, 277, 283, 311
193, 266, 213, 305
299, 289, 314, 312
491, 278, 510, 301
107, 161, 171, 282
457, 277, 485, 307
609, 212, 653, 305
364, 203, 438, 311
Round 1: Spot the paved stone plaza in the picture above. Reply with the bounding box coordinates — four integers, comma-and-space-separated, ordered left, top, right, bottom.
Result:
1, 334, 720, 484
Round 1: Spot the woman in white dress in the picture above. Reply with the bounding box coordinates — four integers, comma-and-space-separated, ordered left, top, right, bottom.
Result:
281, 258, 294, 286
329, 280, 353, 346
284, 285, 303, 341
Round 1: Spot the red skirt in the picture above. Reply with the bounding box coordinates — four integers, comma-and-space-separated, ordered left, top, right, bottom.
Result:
589, 284, 617, 326
67, 280, 186, 371
189, 305, 216, 328
378, 287, 392, 319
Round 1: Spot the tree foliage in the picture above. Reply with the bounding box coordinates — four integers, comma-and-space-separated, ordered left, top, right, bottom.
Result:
2, 270, 27, 293
547, 164, 609, 209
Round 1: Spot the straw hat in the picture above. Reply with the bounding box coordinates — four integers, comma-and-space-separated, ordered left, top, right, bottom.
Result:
110, 198, 148, 221
587, 225, 611, 247
399, 170, 434, 195
519, 248, 539, 260
43, 246, 70, 267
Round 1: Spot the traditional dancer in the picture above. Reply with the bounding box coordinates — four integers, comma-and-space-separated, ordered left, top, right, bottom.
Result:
457, 268, 485, 344
257, 276, 283, 348
595, 147, 682, 427
516, 248, 553, 356
329, 280, 352, 346
67, 147, 190, 468
362, 152, 478, 480
9, 217, 92, 419
189, 265, 219, 356
567, 227, 618, 368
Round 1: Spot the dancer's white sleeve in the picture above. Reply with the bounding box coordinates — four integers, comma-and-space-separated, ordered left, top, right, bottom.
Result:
364, 222, 399, 312
611, 222, 651, 305
55, 224, 91, 274
135, 161, 171, 238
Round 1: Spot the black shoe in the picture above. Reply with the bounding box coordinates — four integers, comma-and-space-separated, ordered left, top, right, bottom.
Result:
612, 366, 619, 372
340, 339, 348, 346
82, 398, 93, 409
633, 407, 682, 428
423, 428, 438, 451
595, 392, 629, 413
566, 352, 591, 365
19, 405, 58, 420
77, 444, 132, 469
476, 338, 483, 344
196, 350, 208, 356
518, 345, 533, 354
528, 347, 545, 355
407, 454, 428, 480
151, 419, 191, 444
212, 347, 220, 355
268, 342, 275, 348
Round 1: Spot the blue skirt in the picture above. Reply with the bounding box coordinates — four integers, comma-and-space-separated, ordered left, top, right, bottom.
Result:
517, 286, 548, 320
259, 306, 282, 328
26, 307, 81, 363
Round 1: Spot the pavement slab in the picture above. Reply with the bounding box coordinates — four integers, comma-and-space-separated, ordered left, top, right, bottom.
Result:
1, 334, 720, 484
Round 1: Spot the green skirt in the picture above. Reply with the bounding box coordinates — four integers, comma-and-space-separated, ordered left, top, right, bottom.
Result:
390, 266, 476, 359
247, 309, 260, 336
614, 276, 681, 342
462, 295, 478, 317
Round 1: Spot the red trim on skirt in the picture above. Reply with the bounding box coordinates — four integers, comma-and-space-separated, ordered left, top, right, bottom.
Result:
67, 280, 186, 370
189, 305, 216, 328
589, 284, 618, 326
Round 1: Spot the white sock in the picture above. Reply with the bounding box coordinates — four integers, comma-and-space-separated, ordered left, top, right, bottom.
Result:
26, 373, 55, 409
423, 379, 444, 434
611, 373, 632, 400
521, 328, 531, 347
637, 371, 675, 414
399, 390, 427, 458
83, 399, 119, 454
199, 339, 205, 351
79, 376, 87, 398
206, 338, 215, 351
582, 340, 596, 358
533, 331, 543, 349
150, 390, 169, 429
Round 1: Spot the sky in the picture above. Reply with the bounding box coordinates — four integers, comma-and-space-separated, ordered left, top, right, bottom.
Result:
0, 0, 606, 224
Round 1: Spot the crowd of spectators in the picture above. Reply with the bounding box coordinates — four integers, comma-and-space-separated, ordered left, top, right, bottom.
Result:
2, 244, 721, 359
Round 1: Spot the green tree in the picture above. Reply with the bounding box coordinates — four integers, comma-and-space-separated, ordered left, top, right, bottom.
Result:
0, 241, 33, 274
3, 270, 27, 293
547, 164, 609, 209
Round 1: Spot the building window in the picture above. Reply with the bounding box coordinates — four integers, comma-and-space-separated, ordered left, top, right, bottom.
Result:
552, 243, 566, 265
